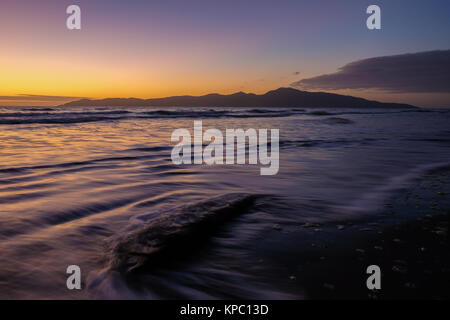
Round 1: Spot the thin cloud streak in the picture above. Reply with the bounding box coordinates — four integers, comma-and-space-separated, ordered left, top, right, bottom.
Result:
0, 95, 90, 102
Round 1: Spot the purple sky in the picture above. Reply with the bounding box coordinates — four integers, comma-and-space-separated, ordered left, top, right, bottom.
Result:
1, 0, 449, 106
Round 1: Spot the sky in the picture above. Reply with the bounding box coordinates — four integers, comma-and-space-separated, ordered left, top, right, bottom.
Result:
1, 0, 449, 107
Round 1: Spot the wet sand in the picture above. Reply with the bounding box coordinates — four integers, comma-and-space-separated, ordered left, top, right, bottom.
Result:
296, 168, 450, 299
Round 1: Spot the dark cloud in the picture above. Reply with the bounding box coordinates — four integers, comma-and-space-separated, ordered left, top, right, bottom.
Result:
291, 50, 450, 93
0, 94, 90, 101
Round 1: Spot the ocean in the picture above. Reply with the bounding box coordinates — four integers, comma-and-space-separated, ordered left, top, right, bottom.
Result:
0, 106, 449, 299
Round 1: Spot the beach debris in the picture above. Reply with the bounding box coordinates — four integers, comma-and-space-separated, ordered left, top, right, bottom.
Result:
368, 292, 378, 300
392, 265, 407, 274
419, 247, 426, 252
355, 248, 365, 254
337, 225, 345, 230
272, 224, 282, 231
289, 275, 296, 281
374, 246, 383, 251
302, 222, 321, 228
360, 227, 373, 232
314, 228, 322, 232
320, 256, 326, 260
108, 193, 259, 273
433, 228, 447, 236
393, 238, 401, 243
405, 282, 416, 289
393, 259, 407, 266
437, 191, 445, 196
323, 283, 335, 290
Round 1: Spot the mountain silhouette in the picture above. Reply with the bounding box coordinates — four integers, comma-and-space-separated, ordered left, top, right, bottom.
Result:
60, 88, 417, 108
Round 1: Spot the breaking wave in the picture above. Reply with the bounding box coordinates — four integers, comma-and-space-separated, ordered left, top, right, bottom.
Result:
336, 161, 450, 215
0, 108, 302, 125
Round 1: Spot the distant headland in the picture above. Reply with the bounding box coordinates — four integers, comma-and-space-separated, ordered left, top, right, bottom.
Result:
60, 87, 417, 109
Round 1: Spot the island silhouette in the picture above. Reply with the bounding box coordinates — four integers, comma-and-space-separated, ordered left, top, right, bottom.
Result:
60, 87, 417, 109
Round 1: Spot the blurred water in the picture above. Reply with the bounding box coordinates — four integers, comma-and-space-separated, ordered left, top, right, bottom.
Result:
0, 106, 449, 299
